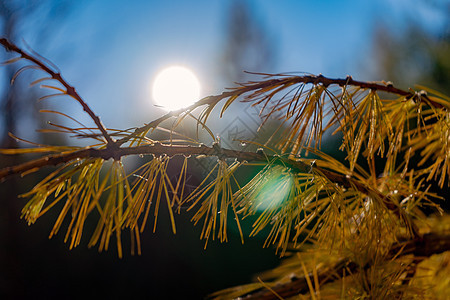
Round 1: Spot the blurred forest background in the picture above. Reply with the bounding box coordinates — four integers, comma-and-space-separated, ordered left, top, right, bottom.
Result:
0, 0, 449, 298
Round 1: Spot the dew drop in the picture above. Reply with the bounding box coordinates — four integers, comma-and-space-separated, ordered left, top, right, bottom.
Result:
240, 142, 247, 147
139, 154, 144, 158
309, 160, 316, 173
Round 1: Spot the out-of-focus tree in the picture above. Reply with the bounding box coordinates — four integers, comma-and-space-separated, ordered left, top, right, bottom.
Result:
372, 2, 450, 94
0, 1, 71, 147
221, 0, 275, 84
217, 0, 281, 153
0, 2, 72, 298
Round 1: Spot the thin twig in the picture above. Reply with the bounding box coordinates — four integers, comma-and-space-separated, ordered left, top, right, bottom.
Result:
0, 38, 115, 146
0, 143, 292, 179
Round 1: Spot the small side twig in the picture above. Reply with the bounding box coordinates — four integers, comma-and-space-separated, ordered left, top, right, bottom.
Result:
0, 38, 115, 146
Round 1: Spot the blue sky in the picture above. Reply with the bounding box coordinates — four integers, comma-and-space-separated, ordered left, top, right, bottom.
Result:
6, 0, 449, 139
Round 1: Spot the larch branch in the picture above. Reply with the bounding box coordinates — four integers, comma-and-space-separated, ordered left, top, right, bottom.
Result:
238, 232, 450, 300
0, 142, 411, 234
0, 38, 115, 145
116, 73, 443, 146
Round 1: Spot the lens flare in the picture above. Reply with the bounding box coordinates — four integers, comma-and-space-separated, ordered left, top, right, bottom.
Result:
254, 166, 294, 211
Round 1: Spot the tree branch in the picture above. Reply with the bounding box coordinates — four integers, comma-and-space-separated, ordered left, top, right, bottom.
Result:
0, 38, 115, 145
0, 143, 296, 180
115, 72, 442, 146
237, 232, 450, 300
0, 142, 413, 236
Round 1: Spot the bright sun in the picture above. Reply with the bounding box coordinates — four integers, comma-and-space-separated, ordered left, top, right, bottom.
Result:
152, 66, 201, 111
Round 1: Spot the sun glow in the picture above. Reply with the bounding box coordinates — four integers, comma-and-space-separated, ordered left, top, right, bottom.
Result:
152, 66, 201, 111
